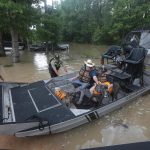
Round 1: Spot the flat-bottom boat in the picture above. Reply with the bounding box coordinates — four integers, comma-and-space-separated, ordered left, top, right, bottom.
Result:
0, 52, 150, 137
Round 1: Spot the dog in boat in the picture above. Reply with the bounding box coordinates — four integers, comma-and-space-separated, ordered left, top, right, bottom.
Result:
89, 67, 120, 105
90, 81, 120, 107
54, 79, 120, 108
54, 87, 74, 107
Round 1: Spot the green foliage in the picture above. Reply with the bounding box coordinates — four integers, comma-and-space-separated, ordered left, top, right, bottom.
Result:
0, 0, 149, 46
36, 9, 60, 44
59, 0, 150, 44
0, 0, 40, 32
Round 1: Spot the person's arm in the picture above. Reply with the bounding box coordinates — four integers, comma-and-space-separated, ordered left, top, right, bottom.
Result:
60, 60, 68, 73
70, 74, 79, 81
91, 70, 99, 84
51, 60, 59, 76
93, 76, 99, 84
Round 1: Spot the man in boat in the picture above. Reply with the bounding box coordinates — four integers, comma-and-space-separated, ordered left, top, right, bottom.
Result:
70, 59, 99, 104
90, 81, 113, 98
97, 67, 112, 83
90, 67, 113, 97
48, 54, 67, 78
90, 67, 120, 103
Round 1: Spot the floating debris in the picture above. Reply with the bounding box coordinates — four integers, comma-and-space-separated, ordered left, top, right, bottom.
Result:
111, 119, 129, 129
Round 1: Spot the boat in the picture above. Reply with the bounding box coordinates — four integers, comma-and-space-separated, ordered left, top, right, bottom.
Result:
30, 43, 46, 51
0, 47, 150, 137
0, 30, 150, 137
56, 43, 70, 54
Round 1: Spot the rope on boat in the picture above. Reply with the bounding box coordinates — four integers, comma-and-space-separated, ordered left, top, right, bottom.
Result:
25, 115, 52, 134
25, 115, 45, 131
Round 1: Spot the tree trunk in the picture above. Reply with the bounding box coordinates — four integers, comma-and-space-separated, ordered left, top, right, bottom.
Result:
43, 0, 47, 13
0, 32, 5, 56
10, 28, 20, 63
44, 0, 49, 54
26, 38, 30, 51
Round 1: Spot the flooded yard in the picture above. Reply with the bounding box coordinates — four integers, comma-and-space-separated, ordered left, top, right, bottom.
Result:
0, 43, 150, 150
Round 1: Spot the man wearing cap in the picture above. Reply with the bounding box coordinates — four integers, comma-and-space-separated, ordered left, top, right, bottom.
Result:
48, 54, 67, 78
71, 59, 99, 104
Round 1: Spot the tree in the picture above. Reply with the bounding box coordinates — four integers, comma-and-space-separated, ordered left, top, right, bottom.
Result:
109, 0, 150, 43
35, 1, 60, 52
59, 0, 150, 44
0, 0, 40, 62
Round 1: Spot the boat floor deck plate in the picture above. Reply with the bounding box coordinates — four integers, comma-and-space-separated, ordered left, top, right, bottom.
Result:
11, 86, 37, 121
11, 82, 75, 124
28, 86, 61, 113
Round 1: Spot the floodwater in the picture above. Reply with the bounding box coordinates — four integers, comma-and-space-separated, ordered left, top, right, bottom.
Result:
0, 43, 150, 150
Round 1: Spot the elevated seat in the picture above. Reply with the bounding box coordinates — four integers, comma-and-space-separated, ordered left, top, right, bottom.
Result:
101, 45, 122, 64
124, 47, 147, 85
107, 68, 131, 90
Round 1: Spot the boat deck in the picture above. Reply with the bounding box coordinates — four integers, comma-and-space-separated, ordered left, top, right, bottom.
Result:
1, 64, 150, 126
10, 81, 75, 125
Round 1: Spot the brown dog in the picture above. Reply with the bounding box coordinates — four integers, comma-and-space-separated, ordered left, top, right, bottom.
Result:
111, 82, 120, 101
90, 81, 120, 107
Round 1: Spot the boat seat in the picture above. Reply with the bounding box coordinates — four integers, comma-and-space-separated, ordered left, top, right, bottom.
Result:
107, 69, 131, 90
125, 47, 146, 64
110, 68, 131, 80
104, 64, 118, 70
124, 47, 147, 85
102, 45, 122, 59
102, 45, 122, 63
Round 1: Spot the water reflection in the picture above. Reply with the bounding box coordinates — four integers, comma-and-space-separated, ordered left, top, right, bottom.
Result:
0, 44, 150, 150
101, 125, 147, 146
33, 53, 48, 71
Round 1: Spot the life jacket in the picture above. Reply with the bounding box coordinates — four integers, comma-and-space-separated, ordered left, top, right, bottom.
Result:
55, 89, 66, 100
79, 65, 91, 83
93, 81, 113, 95
50, 58, 62, 70
104, 81, 113, 93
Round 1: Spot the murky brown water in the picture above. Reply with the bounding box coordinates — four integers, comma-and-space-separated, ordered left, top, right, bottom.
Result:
0, 43, 150, 150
